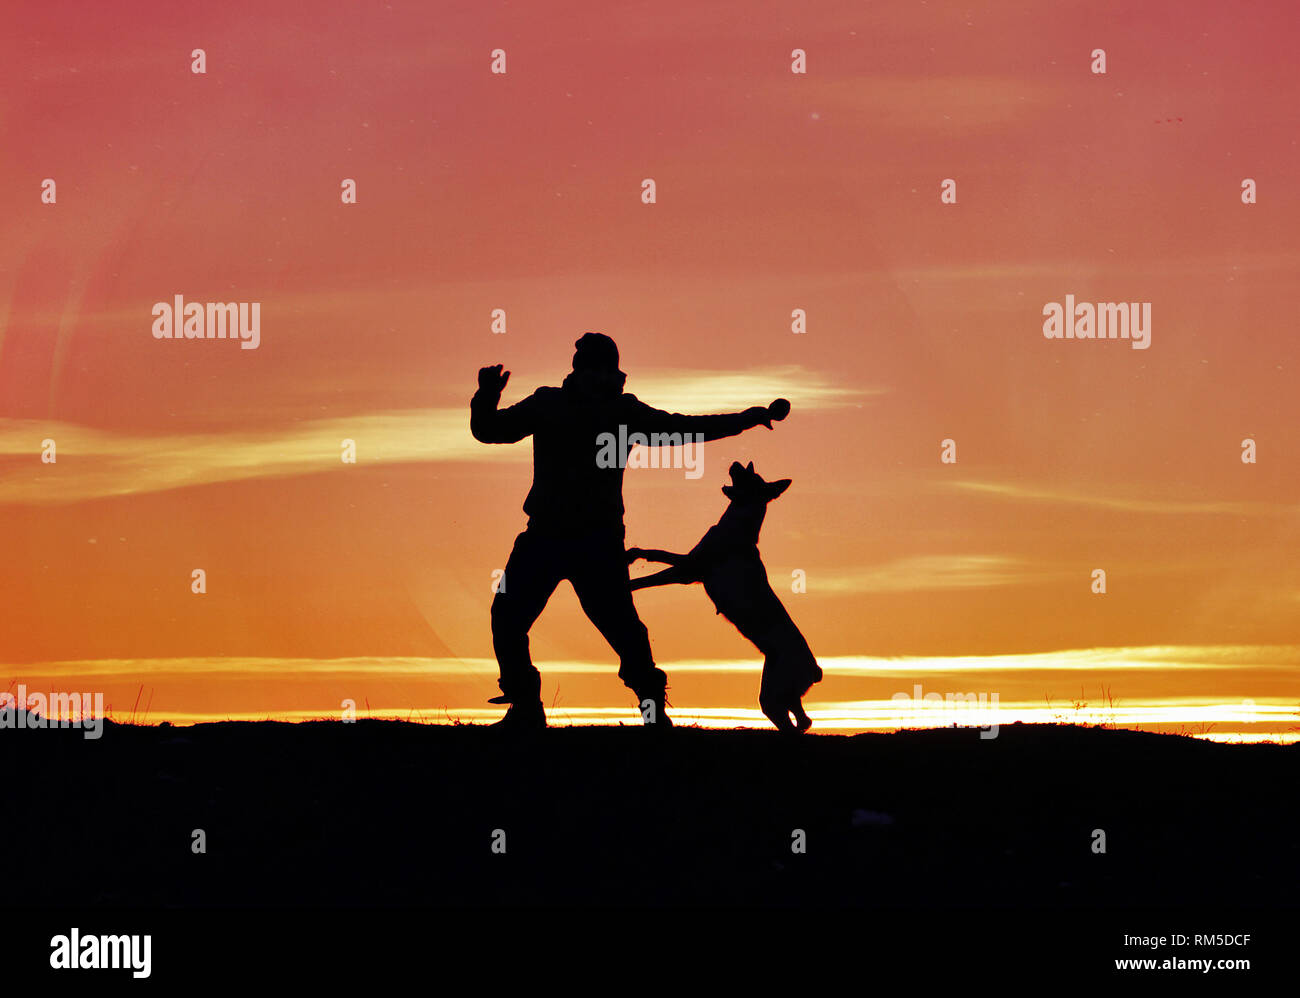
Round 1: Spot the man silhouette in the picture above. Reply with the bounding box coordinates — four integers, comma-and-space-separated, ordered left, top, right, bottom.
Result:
471, 333, 789, 729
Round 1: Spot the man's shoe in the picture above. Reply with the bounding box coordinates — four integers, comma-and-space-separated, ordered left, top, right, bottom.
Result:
636, 690, 673, 728
489, 698, 547, 731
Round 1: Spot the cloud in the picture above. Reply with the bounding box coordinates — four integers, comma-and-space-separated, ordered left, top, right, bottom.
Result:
814, 554, 1051, 594
0, 410, 480, 504
8, 647, 1298, 737
762, 75, 1064, 133
886, 251, 1300, 285
948, 480, 1299, 517
0, 366, 868, 503
628, 365, 876, 413
12, 645, 1300, 681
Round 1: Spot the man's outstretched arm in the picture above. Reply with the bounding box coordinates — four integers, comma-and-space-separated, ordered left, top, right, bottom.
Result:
470, 364, 539, 444
626, 397, 790, 442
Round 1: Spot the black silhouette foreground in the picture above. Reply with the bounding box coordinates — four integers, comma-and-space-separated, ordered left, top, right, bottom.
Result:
471, 333, 790, 730
629, 457, 822, 733
8, 715, 1295, 910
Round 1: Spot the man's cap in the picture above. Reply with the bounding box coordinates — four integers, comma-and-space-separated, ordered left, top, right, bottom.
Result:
572, 332, 621, 373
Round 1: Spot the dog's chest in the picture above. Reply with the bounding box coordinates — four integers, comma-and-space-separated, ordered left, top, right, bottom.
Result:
697, 546, 767, 609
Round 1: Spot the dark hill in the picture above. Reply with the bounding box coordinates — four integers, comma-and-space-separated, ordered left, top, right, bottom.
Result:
6, 719, 1297, 908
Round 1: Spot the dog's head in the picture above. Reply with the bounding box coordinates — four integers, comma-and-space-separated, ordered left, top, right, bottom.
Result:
721, 461, 792, 504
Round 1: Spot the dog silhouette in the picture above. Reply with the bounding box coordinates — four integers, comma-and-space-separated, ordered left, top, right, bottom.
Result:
628, 459, 823, 732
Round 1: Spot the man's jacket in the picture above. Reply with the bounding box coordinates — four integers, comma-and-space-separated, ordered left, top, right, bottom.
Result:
471, 372, 757, 533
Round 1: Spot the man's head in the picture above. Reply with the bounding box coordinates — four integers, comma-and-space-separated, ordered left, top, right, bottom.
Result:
567, 332, 626, 398
572, 332, 622, 374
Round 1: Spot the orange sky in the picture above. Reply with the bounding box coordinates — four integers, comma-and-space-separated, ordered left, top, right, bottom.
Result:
2, 0, 1298, 737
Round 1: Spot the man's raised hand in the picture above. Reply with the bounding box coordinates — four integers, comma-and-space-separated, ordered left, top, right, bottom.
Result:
745, 398, 792, 430
478, 364, 510, 394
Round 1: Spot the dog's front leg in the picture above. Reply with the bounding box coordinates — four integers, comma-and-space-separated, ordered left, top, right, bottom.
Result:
629, 565, 694, 591
627, 547, 688, 566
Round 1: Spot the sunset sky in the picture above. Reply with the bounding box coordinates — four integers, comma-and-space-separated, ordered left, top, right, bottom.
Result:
2, 0, 1298, 739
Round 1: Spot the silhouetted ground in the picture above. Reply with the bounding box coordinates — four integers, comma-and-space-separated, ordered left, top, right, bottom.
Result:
7, 718, 1297, 907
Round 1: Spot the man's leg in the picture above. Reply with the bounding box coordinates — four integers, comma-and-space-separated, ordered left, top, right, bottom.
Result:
491, 529, 563, 711
570, 535, 672, 726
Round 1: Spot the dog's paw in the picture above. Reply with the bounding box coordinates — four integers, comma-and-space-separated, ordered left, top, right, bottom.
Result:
760, 699, 796, 733
761, 695, 813, 734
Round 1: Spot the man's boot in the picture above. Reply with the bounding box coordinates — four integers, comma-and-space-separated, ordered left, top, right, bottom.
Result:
634, 687, 673, 729
488, 695, 547, 731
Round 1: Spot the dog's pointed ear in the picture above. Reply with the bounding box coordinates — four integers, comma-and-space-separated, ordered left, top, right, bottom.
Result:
721, 484, 736, 499
746, 461, 754, 473
766, 478, 792, 500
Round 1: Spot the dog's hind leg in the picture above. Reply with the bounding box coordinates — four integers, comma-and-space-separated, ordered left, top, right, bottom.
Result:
759, 696, 797, 733
790, 699, 812, 732
759, 651, 810, 734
